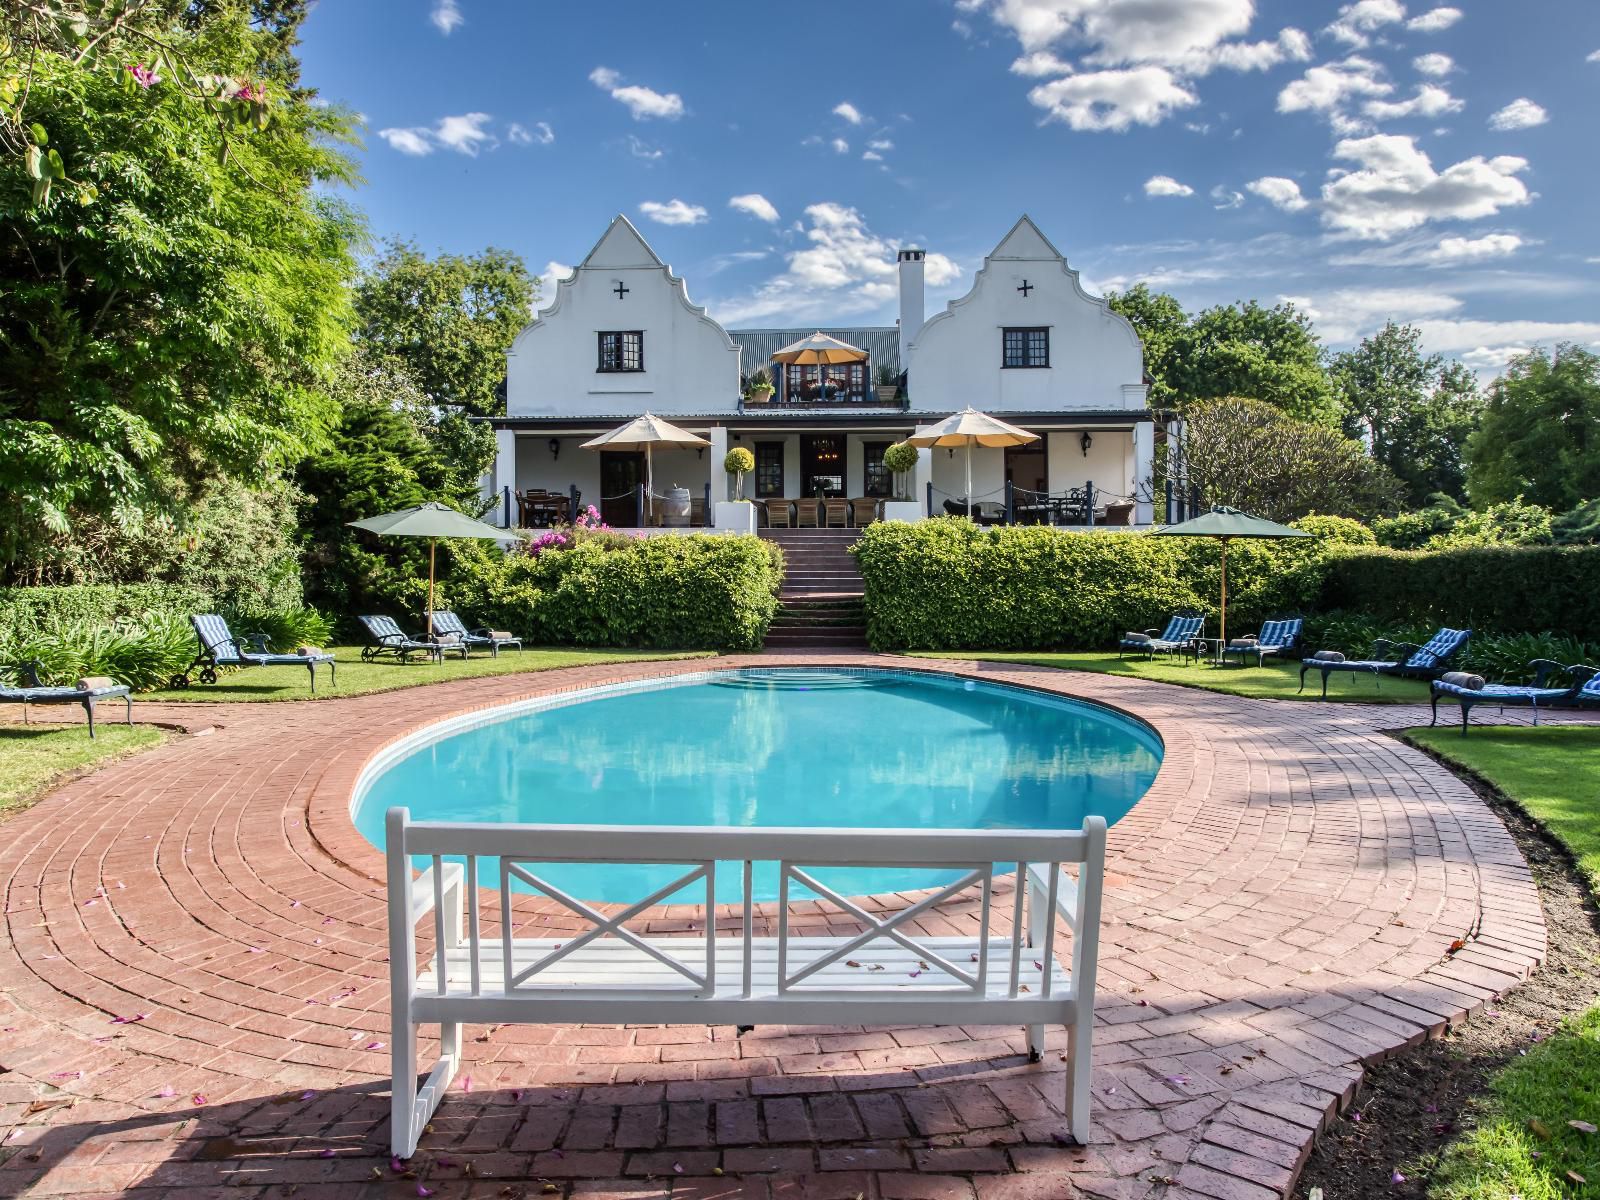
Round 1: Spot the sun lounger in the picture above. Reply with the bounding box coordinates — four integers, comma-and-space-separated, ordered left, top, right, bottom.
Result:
1221, 617, 1304, 668
172, 614, 335, 692
1429, 660, 1598, 734
0, 662, 131, 738
359, 615, 463, 664
1119, 614, 1203, 660
1298, 627, 1471, 699
426, 611, 522, 658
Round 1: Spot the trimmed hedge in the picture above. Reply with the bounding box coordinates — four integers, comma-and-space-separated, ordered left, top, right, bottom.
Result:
449, 534, 782, 652
850, 519, 1345, 652
1320, 545, 1600, 636
0, 583, 212, 644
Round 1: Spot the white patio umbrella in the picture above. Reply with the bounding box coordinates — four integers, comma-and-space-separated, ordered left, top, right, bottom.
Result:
581, 413, 711, 517
906, 408, 1039, 518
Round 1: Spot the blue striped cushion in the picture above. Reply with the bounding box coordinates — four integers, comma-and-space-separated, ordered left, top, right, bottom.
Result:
1257, 619, 1302, 648
193, 613, 237, 655
1434, 680, 1567, 702
1582, 674, 1600, 700
429, 611, 468, 636
1407, 627, 1469, 668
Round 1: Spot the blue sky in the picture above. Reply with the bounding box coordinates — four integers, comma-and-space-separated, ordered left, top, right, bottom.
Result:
297, 0, 1600, 371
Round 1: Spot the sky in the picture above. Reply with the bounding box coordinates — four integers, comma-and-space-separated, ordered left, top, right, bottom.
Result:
295, 0, 1600, 372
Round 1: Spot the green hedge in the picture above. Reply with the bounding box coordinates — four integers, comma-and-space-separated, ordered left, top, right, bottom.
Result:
1321, 545, 1600, 636
0, 583, 212, 644
850, 519, 1345, 652
448, 534, 782, 652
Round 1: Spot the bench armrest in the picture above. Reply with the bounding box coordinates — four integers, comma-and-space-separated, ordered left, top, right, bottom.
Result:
1528, 658, 1566, 688
410, 860, 465, 927
1025, 863, 1080, 937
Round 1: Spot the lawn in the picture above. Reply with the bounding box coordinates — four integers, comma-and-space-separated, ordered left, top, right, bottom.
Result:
138, 645, 715, 703
1404, 724, 1600, 1199
915, 650, 1436, 704
0, 724, 168, 821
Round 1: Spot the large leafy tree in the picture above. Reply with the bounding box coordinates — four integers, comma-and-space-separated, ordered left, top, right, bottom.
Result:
1170, 301, 1336, 424
1465, 344, 1600, 510
1181, 397, 1404, 523
353, 241, 536, 418
1330, 322, 1483, 505
1107, 283, 1187, 409
0, 4, 362, 577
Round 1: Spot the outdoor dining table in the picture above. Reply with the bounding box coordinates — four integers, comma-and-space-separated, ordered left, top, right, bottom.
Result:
517, 493, 570, 527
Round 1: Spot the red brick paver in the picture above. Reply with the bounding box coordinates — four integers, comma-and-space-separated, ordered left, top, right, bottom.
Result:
0, 656, 1551, 1198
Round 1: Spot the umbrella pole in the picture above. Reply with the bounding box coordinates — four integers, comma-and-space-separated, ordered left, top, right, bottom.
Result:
966, 442, 973, 519
427, 537, 436, 636
1219, 537, 1228, 650
646, 445, 653, 526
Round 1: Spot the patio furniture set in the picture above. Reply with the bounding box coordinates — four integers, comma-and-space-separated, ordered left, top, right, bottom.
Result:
762, 496, 882, 528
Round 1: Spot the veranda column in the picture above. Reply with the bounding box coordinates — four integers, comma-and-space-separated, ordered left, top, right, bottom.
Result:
913, 446, 934, 519
491, 429, 517, 526
707, 427, 730, 514
1133, 421, 1155, 527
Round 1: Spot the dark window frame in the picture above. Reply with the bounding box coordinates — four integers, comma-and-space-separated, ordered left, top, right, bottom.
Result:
863, 441, 893, 498
1002, 326, 1050, 369
783, 360, 869, 403
597, 330, 644, 373
754, 441, 785, 498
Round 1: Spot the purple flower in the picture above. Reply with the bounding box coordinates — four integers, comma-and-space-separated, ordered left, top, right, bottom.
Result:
126, 64, 160, 88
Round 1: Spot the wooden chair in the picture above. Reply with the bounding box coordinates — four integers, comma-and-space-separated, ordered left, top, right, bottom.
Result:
850, 497, 879, 527
794, 499, 821, 527
764, 499, 792, 528
824, 499, 850, 528
689, 497, 706, 527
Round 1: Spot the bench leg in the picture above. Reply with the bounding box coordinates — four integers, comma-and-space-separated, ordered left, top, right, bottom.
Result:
84, 697, 97, 739
390, 1017, 460, 1158
1063, 1017, 1093, 1144
1026, 1023, 1045, 1063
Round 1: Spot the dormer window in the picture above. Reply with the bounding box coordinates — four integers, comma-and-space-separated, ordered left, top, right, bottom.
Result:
1002, 327, 1049, 369
598, 331, 643, 372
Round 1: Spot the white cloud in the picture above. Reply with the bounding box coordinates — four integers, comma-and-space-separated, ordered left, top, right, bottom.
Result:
832, 101, 864, 125
1247, 176, 1309, 211
1488, 98, 1548, 131
638, 199, 708, 226
1407, 6, 1463, 32
1279, 286, 1464, 342
1010, 50, 1075, 76
1429, 233, 1523, 262
1195, 27, 1313, 73
1413, 53, 1454, 77
728, 193, 779, 223
1588, 49, 1600, 63
1211, 185, 1245, 210
536, 261, 573, 312
830, 137, 850, 154
1027, 65, 1198, 131
868, 138, 894, 151
507, 120, 554, 146
713, 202, 960, 326
589, 67, 685, 121
862, 151, 883, 162
1320, 134, 1533, 239
1277, 56, 1391, 123
376, 112, 496, 157
1364, 84, 1463, 121
1144, 174, 1194, 197
1418, 319, 1600, 355
627, 135, 663, 161
430, 0, 463, 35
979, 0, 1255, 62
1326, 0, 1406, 48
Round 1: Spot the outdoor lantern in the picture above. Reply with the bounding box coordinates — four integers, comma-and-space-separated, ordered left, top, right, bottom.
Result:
1080, 431, 1093, 457
548, 438, 561, 459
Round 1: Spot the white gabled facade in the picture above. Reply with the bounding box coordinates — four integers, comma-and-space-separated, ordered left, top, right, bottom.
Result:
489, 213, 1157, 528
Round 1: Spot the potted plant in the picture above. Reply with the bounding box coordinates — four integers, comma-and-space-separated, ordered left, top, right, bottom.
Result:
881, 440, 923, 523
744, 368, 774, 405
724, 446, 755, 500
875, 364, 899, 404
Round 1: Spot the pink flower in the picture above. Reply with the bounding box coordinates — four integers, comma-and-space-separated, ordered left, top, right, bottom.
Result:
237, 83, 263, 102
126, 64, 160, 88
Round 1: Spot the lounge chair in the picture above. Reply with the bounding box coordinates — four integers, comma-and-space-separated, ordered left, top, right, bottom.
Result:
1119, 614, 1204, 660
173, 614, 336, 692
1430, 661, 1598, 734
427, 611, 522, 658
1298, 626, 1471, 699
1, 661, 131, 738
1221, 617, 1304, 668
359, 615, 463, 664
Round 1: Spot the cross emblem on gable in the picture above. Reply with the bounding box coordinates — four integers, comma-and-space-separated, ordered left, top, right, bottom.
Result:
613, 281, 630, 299
1017, 280, 1034, 297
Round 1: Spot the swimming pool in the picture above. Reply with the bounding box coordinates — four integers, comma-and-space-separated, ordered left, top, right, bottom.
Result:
352, 668, 1161, 902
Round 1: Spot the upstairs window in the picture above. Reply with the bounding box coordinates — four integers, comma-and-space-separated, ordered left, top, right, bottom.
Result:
1002, 327, 1050, 369
598, 331, 644, 372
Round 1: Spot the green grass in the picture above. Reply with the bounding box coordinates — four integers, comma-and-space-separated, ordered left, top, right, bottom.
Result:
137, 645, 716, 703
0, 724, 168, 821
1404, 724, 1600, 1199
913, 650, 1436, 704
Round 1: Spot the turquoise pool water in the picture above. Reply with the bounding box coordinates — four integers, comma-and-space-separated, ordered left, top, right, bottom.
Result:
352, 668, 1161, 902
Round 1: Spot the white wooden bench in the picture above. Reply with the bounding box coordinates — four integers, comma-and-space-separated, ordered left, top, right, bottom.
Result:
385, 808, 1106, 1156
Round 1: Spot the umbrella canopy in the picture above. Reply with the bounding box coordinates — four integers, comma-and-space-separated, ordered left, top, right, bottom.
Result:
1152, 505, 1312, 649
906, 408, 1040, 517
769, 331, 869, 365
348, 502, 510, 629
580, 413, 711, 514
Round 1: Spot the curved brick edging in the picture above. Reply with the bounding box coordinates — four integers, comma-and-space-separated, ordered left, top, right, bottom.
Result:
0, 655, 1547, 1200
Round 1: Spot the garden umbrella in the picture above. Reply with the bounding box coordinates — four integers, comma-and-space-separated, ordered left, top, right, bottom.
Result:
348, 502, 511, 629
770, 332, 868, 402
581, 413, 710, 519
1151, 506, 1312, 650
907, 408, 1039, 518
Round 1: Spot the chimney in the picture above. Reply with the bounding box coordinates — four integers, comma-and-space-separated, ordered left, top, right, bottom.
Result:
897, 247, 925, 368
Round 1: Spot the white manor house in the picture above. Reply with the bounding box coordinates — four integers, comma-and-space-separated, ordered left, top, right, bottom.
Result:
484, 213, 1159, 529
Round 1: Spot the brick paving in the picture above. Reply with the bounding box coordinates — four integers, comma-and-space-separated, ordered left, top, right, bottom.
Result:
0, 654, 1569, 1199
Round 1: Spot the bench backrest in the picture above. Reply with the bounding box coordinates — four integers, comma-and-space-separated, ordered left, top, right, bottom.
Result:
427, 611, 467, 637
192, 613, 239, 658
387, 808, 1105, 1005
1407, 627, 1470, 669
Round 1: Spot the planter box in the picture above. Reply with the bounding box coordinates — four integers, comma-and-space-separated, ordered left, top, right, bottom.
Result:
713, 501, 759, 534
882, 501, 923, 524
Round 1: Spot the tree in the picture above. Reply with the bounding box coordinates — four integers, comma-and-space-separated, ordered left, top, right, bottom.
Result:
1466, 344, 1600, 511
1329, 322, 1483, 505
0, 7, 362, 578
353, 241, 536, 418
1170, 301, 1336, 424
1180, 397, 1404, 523
1107, 284, 1188, 408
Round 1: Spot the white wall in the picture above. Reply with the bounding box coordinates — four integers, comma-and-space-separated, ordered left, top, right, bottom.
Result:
930, 445, 1007, 508
1045, 430, 1134, 499
908, 217, 1146, 417
506, 217, 742, 419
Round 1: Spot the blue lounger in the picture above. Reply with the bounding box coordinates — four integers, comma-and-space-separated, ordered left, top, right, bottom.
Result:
1298, 627, 1471, 699
426, 611, 522, 658
1119, 614, 1203, 660
1, 661, 131, 738
1221, 617, 1303, 668
1430, 661, 1598, 734
359, 615, 466, 664
173, 614, 335, 692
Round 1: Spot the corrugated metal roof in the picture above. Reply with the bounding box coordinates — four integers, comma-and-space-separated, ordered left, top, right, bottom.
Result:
728, 327, 900, 376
